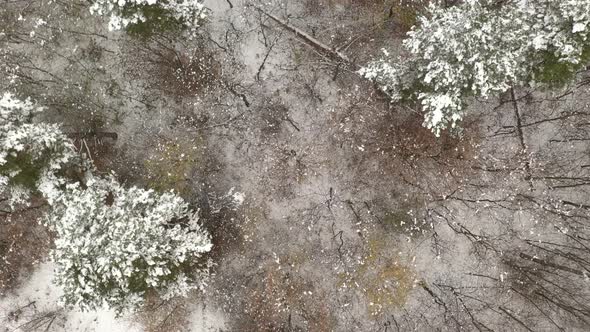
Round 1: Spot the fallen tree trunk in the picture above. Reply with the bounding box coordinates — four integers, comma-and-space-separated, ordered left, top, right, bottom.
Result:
252, 6, 394, 101
253, 6, 351, 65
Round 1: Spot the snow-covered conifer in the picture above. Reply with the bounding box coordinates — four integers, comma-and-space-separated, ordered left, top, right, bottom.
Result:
0, 92, 76, 206
47, 175, 212, 313
524, 0, 590, 84
360, 0, 590, 135
89, 0, 208, 36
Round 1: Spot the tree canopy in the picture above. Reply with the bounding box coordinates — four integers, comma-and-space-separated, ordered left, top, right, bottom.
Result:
89, 0, 208, 37
0, 93, 76, 206
48, 176, 212, 313
360, 0, 590, 135
1, 93, 213, 314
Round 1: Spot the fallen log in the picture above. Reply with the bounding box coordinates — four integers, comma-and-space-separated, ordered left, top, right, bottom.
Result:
252, 6, 351, 65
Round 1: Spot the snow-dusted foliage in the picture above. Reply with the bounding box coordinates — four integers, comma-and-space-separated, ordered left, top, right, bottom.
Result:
0, 93, 75, 206
360, 0, 590, 135
89, 0, 208, 35
47, 176, 212, 313
1, 93, 213, 313
360, 2, 528, 135
524, 0, 590, 83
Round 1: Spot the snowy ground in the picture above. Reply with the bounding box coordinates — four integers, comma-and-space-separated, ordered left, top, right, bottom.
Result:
2, 0, 590, 331
0, 263, 140, 332
0, 263, 227, 332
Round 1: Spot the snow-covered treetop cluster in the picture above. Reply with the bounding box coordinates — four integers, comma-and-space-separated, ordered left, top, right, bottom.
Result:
48, 176, 212, 313
89, 0, 208, 36
360, 0, 590, 135
0, 92, 76, 206
1, 93, 212, 314
526, 0, 590, 61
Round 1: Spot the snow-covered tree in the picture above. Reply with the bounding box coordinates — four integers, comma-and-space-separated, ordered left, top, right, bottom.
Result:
360, 0, 590, 135
524, 0, 590, 85
47, 175, 212, 313
1, 93, 213, 313
0, 92, 76, 206
89, 0, 208, 36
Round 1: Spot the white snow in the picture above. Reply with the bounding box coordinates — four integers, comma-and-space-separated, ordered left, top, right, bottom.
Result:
227, 187, 245, 206
0, 262, 141, 332
187, 303, 227, 332
232, 191, 245, 206
573, 22, 587, 33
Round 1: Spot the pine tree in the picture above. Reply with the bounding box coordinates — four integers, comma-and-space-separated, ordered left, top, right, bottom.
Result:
0, 92, 76, 206
1, 92, 213, 313
360, 0, 590, 135
89, 0, 208, 37
48, 175, 213, 313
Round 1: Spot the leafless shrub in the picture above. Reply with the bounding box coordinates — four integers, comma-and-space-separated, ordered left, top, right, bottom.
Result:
136, 295, 191, 332
128, 37, 221, 99
236, 262, 335, 331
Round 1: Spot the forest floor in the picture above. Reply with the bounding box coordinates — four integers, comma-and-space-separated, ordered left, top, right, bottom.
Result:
2, 1, 590, 332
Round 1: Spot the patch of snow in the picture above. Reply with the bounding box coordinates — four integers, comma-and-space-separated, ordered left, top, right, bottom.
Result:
227, 187, 245, 206
187, 302, 227, 332
573, 22, 587, 33
0, 262, 141, 332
